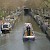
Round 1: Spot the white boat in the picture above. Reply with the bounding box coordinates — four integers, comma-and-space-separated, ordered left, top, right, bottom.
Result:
23, 23, 35, 41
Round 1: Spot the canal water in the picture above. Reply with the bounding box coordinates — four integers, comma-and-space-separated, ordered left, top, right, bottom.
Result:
0, 15, 50, 50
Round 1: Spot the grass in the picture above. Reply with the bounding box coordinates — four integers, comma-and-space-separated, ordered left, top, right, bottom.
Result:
0, 11, 7, 20
0, 11, 5, 16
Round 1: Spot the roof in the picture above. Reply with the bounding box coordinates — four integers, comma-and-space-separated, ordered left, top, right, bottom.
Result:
24, 23, 32, 27
3, 22, 10, 25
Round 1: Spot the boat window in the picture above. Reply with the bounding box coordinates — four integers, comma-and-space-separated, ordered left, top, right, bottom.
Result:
3, 25, 8, 28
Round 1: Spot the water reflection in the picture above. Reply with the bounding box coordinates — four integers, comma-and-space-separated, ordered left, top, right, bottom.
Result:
0, 34, 10, 46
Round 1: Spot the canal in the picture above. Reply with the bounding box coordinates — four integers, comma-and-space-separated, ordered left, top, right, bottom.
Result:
0, 15, 50, 50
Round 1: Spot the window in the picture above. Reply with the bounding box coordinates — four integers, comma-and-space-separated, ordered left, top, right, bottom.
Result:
3, 25, 8, 28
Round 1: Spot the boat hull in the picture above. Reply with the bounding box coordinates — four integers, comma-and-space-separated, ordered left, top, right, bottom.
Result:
23, 36, 35, 42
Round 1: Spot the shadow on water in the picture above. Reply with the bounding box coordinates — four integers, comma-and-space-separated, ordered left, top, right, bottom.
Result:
46, 34, 50, 41
23, 41, 31, 50
23, 40, 35, 50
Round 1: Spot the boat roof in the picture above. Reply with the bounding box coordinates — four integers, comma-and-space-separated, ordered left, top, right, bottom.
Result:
24, 23, 33, 31
24, 23, 32, 27
3, 22, 10, 25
